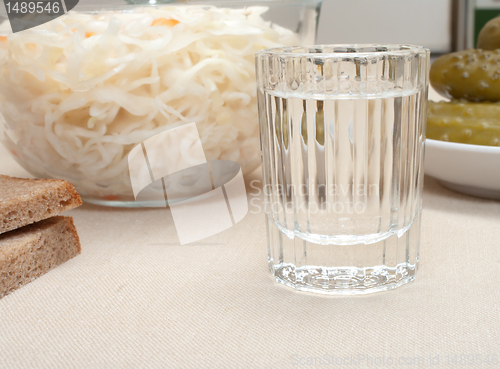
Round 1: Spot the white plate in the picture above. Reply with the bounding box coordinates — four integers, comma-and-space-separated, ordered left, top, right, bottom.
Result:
424, 139, 500, 200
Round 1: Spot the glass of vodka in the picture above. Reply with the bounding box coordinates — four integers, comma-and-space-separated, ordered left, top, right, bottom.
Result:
255, 45, 430, 294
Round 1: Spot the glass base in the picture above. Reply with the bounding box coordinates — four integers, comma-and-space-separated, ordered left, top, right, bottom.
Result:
266, 214, 421, 295
270, 262, 416, 295
83, 198, 166, 208
83, 192, 216, 208
80, 162, 261, 208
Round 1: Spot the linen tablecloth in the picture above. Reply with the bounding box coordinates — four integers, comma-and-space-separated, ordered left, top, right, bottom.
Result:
1, 90, 499, 369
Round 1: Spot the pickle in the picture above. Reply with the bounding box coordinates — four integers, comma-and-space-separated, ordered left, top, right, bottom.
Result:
430, 49, 500, 102
427, 100, 500, 146
477, 17, 500, 50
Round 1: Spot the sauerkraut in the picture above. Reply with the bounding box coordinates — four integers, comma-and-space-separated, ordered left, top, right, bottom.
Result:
0, 5, 299, 201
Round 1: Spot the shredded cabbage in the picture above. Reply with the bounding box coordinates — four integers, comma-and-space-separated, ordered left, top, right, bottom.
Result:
0, 6, 300, 201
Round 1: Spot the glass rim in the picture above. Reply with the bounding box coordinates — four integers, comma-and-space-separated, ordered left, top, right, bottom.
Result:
87, 0, 323, 7
256, 44, 430, 58
128, 0, 322, 3
0, 0, 323, 16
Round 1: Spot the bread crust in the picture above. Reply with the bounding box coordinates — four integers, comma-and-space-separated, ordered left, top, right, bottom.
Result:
0, 175, 82, 234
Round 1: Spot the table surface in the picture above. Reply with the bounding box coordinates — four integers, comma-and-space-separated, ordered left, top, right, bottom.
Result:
1, 89, 500, 369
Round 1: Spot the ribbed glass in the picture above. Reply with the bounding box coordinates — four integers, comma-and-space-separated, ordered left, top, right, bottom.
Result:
256, 45, 430, 294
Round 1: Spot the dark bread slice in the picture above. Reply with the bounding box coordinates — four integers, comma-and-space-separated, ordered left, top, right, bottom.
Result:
0, 175, 82, 234
0, 216, 81, 298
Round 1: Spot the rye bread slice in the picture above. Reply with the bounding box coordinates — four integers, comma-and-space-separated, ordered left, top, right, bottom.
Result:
0, 216, 81, 298
0, 175, 82, 235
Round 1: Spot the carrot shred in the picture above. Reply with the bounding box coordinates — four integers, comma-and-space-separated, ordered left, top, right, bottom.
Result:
103, 195, 119, 201
152, 18, 180, 27
0, 36, 7, 42
85, 32, 95, 38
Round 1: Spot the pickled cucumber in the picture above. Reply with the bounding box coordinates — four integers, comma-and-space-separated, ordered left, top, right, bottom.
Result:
430, 49, 500, 102
477, 17, 500, 50
427, 100, 500, 146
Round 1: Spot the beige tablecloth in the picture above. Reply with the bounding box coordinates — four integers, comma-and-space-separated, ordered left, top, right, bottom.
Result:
1, 92, 500, 369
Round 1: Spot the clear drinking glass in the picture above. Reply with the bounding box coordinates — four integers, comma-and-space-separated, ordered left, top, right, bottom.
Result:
255, 45, 430, 294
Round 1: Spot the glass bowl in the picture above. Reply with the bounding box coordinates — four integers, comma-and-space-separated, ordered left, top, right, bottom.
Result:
0, 0, 322, 206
